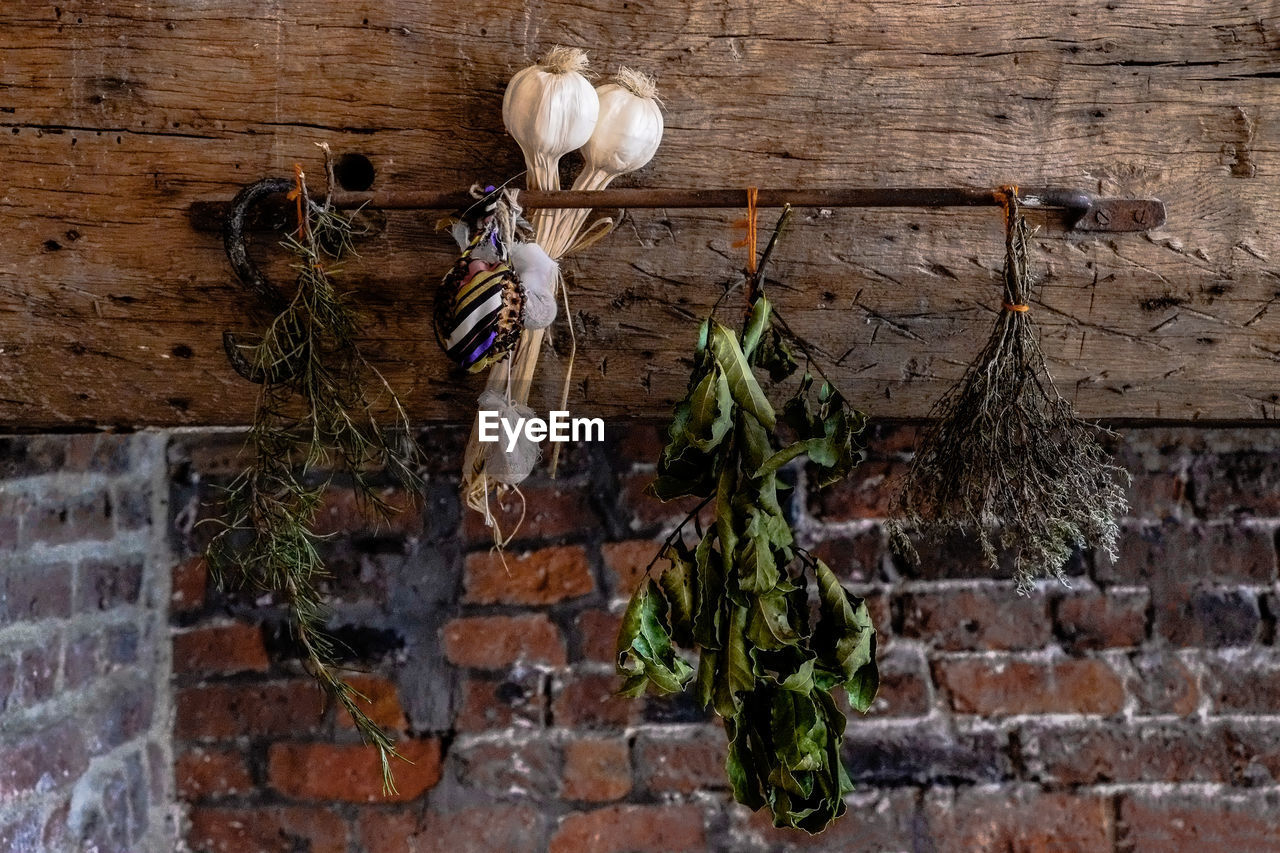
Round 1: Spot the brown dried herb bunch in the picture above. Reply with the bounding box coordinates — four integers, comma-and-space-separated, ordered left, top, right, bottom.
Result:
888, 189, 1128, 591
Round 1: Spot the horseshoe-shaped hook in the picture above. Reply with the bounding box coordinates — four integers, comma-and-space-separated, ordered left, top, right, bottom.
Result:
222, 177, 306, 384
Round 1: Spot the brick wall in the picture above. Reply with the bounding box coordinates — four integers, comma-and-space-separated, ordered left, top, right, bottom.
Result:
0, 434, 175, 851
167, 425, 1280, 853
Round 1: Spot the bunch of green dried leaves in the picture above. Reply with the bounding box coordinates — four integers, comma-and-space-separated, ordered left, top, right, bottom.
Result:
887, 191, 1129, 591
206, 167, 421, 792
617, 291, 878, 832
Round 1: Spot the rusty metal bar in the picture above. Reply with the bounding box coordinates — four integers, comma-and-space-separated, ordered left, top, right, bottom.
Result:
189, 186, 1166, 233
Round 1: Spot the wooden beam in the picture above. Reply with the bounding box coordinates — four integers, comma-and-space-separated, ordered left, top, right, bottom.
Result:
1, 1, 1278, 429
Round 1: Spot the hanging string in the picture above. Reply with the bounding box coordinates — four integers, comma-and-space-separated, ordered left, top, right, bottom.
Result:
732, 187, 761, 312
994, 185, 1031, 313
547, 272, 578, 478
287, 163, 308, 241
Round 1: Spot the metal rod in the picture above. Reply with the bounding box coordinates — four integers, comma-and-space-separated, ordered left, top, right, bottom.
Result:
188, 186, 1166, 233
329, 186, 1070, 211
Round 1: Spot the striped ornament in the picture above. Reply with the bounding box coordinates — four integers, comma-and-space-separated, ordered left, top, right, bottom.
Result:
434, 253, 526, 372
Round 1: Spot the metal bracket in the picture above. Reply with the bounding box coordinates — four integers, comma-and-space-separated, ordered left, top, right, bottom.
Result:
220, 176, 306, 384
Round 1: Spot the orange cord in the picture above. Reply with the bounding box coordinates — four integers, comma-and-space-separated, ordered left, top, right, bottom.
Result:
995, 185, 1025, 313
287, 163, 307, 240
732, 186, 760, 275
994, 183, 1019, 226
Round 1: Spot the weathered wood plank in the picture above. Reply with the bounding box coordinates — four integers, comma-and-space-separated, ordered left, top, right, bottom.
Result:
1, 0, 1277, 427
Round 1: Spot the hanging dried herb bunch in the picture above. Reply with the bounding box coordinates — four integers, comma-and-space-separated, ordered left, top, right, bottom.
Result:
888, 188, 1128, 591
206, 159, 422, 791
617, 208, 879, 833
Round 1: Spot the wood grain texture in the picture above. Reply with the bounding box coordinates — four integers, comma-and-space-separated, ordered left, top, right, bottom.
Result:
1, 0, 1277, 428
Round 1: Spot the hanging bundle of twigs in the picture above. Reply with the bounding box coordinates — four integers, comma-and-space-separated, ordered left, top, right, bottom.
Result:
888, 188, 1128, 591
208, 156, 422, 791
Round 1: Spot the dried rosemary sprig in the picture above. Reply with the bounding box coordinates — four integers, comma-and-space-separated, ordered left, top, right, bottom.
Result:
888, 190, 1128, 591
206, 164, 422, 792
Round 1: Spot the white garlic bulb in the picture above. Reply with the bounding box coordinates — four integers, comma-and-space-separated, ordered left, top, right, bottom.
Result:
502, 47, 599, 192
575, 68, 664, 191
546, 67, 663, 250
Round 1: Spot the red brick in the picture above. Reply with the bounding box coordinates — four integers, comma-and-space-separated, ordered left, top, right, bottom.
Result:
634, 728, 728, 795
616, 471, 710, 530
899, 586, 1051, 651
175, 681, 325, 739
464, 545, 593, 605
0, 561, 72, 623
1128, 650, 1198, 716
352, 810, 419, 853
0, 720, 88, 800
443, 614, 566, 669
601, 540, 657, 598
463, 480, 595, 544
1099, 521, 1276, 586
455, 672, 546, 733
181, 433, 253, 477
551, 671, 638, 729
61, 434, 134, 473
1206, 652, 1280, 713
186, 805, 348, 853
75, 556, 142, 612
1190, 449, 1280, 518
357, 804, 547, 853
452, 739, 559, 798
1119, 790, 1280, 851
577, 609, 622, 663
0, 811, 43, 853
16, 643, 59, 705
808, 530, 886, 584
1054, 588, 1149, 651
549, 805, 705, 853
865, 423, 920, 456
612, 424, 666, 465
268, 739, 441, 803
337, 674, 407, 732
0, 495, 17, 550
562, 738, 631, 802
808, 459, 905, 521
924, 787, 1112, 852
313, 486, 423, 539
0, 656, 15, 711
21, 488, 114, 547
863, 645, 932, 717
934, 656, 1125, 716
0, 435, 69, 476
862, 589, 892, 636
86, 675, 154, 752
1161, 585, 1262, 647
739, 788, 918, 850
1022, 720, 1280, 786
842, 725, 1010, 785
176, 747, 254, 799
172, 556, 207, 613
173, 622, 270, 677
